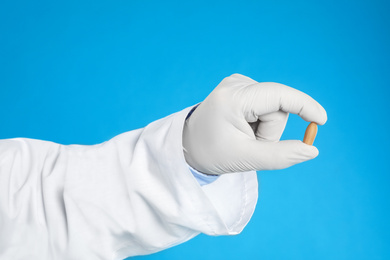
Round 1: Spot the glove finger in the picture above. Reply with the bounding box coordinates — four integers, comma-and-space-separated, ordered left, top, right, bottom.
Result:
249, 82, 328, 125
255, 111, 289, 142
247, 139, 319, 171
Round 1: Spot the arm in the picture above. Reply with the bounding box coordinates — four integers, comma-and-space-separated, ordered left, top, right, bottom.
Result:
0, 73, 326, 260
0, 103, 257, 260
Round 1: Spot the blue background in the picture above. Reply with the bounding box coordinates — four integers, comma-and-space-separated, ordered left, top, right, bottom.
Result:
1, 0, 389, 259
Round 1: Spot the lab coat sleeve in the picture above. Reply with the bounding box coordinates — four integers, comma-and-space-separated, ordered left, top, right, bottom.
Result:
0, 105, 258, 260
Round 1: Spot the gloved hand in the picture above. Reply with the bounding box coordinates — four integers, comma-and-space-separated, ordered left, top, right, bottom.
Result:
182, 73, 327, 175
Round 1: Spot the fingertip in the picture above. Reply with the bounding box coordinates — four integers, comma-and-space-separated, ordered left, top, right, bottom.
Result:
297, 141, 319, 159
306, 144, 319, 158
275, 85, 327, 126
304, 99, 327, 126
316, 104, 328, 125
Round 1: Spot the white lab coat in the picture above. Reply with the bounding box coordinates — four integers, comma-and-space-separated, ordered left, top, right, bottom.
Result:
0, 105, 258, 260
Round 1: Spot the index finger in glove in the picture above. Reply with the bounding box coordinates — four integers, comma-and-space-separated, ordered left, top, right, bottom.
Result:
248, 82, 328, 125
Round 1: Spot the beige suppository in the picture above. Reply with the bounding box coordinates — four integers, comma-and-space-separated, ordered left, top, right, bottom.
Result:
303, 122, 318, 145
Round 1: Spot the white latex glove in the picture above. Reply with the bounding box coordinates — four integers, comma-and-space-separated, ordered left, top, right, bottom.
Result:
183, 73, 327, 175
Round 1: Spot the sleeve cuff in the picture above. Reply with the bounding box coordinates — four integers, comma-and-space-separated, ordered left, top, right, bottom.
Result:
162, 104, 259, 235
187, 164, 220, 186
